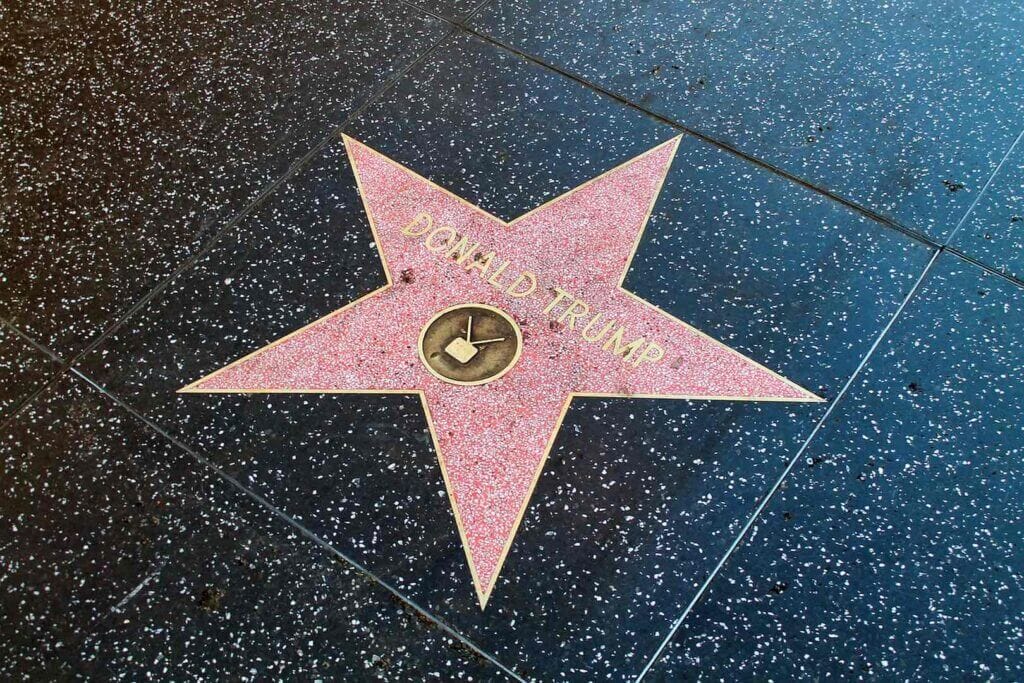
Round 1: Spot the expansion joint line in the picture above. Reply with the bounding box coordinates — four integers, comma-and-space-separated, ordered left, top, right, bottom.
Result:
634, 125, 1024, 680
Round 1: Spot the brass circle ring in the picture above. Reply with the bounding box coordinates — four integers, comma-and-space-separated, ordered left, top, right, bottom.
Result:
418, 303, 523, 386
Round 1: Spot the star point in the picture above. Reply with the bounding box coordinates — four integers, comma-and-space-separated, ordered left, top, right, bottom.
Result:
181, 135, 819, 606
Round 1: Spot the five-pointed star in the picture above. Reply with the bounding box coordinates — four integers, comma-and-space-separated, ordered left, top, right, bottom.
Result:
181, 135, 821, 607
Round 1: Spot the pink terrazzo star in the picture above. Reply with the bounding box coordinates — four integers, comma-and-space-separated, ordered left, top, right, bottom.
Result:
181, 135, 822, 607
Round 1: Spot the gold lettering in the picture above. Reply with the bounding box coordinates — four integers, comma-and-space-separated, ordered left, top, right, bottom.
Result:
506, 272, 537, 298
632, 341, 664, 366
558, 298, 590, 329
602, 326, 646, 362
402, 211, 433, 236
487, 260, 511, 289
446, 234, 480, 265
465, 251, 495, 277
400, 210, 668, 372
543, 287, 574, 315
581, 312, 615, 342
425, 226, 457, 253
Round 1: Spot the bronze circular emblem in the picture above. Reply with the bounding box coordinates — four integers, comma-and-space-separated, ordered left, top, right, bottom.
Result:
419, 304, 523, 386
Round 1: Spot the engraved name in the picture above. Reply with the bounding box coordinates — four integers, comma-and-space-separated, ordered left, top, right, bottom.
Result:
401, 211, 665, 367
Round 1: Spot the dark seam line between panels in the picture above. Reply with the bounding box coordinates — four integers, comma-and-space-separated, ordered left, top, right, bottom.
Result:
414, 4, 1024, 283
66, 366, 527, 682
2, 5, 527, 680
633, 125, 1024, 681
0, 7, 462, 431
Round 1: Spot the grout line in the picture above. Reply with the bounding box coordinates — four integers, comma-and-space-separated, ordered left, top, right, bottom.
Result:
634, 246, 941, 680
1, 318, 64, 363
466, 0, 501, 20
3, 3, 1018, 678
944, 127, 1023, 245
67, 366, 526, 682
0, 319, 70, 433
414, 13, 940, 249
58, 13, 465, 381
398, 0, 459, 22
944, 245, 1024, 288
397, 0, 492, 23
0, 374, 64, 432
633, 124, 1023, 681
445, 23, 1024, 297
0, 7, 466, 436
443, 14, 1024, 296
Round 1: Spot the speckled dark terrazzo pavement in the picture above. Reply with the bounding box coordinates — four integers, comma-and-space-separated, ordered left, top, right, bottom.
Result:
645, 254, 1024, 681
951, 134, 1024, 280
1, 0, 1022, 680
0, 0, 448, 357
471, 0, 1024, 241
0, 376, 501, 679
0, 323, 59, 418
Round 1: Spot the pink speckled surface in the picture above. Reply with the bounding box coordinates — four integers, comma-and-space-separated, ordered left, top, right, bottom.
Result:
185, 136, 819, 605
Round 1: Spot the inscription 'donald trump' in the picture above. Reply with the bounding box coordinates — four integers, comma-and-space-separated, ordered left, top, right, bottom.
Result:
401, 211, 665, 368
